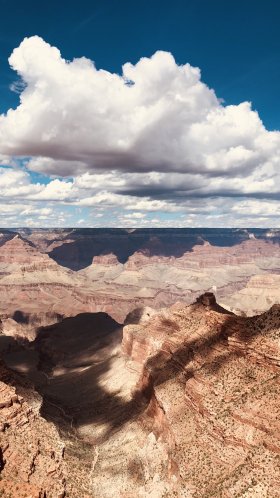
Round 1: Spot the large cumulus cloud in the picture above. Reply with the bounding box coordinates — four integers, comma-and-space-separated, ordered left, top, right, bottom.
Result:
1, 36, 279, 178
1, 36, 280, 227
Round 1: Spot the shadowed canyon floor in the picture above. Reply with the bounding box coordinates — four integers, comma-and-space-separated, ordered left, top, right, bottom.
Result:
1, 294, 280, 496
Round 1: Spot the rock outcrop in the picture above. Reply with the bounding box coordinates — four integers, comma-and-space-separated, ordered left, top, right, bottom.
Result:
2, 230, 280, 323
3, 227, 280, 494
0, 361, 66, 498
2, 294, 280, 496
92, 253, 120, 266
224, 273, 280, 315
0, 236, 115, 338
118, 293, 280, 496
77, 237, 280, 321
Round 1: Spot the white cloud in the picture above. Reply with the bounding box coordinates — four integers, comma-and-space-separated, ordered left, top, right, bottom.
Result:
0, 168, 41, 197
0, 167, 75, 201
0, 203, 29, 216
122, 212, 146, 219
29, 178, 74, 201
0, 155, 16, 166
231, 199, 280, 217
0, 36, 278, 181
77, 191, 180, 212
1, 36, 280, 227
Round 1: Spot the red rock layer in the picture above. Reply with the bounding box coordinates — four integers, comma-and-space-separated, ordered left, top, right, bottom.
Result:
0, 362, 66, 498
118, 294, 280, 496
92, 253, 120, 265
0, 236, 51, 265
2, 293, 280, 496
125, 239, 280, 270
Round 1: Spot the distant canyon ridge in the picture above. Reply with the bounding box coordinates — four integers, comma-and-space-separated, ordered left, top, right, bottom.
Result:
1, 227, 280, 339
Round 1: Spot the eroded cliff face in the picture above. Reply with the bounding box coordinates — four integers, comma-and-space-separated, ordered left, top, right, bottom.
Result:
223, 273, 280, 316
79, 238, 280, 321
0, 361, 66, 498
117, 294, 280, 497
0, 236, 116, 339
2, 294, 280, 497
22, 228, 280, 271
0, 312, 127, 498
2, 232, 280, 326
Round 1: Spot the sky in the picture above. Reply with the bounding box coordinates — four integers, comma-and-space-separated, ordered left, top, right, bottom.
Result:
0, 0, 280, 227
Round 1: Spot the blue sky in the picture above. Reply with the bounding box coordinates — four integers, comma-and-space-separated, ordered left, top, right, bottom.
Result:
1, 0, 280, 127
0, 0, 280, 227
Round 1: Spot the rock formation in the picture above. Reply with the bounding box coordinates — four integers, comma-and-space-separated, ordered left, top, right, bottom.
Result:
2, 229, 280, 323
0, 361, 66, 498
223, 273, 280, 315
3, 228, 280, 494
22, 227, 280, 270
2, 294, 280, 496
0, 235, 114, 339
79, 237, 280, 321
116, 293, 280, 496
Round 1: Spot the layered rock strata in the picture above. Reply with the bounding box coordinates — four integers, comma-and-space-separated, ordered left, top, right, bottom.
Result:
117, 294, 280, 496
2, 290, 280, 496
2, 232, 280, 324
79, 238, 280, 320
0, 361, 66, 498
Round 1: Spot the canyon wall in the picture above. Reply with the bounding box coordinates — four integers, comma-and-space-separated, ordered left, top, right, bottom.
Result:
1, 229, 280, 327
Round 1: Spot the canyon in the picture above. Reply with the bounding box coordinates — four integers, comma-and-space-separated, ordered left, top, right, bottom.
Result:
1, 293, 280, 496
1, 228, 280, 332
1, 228, 280, 496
